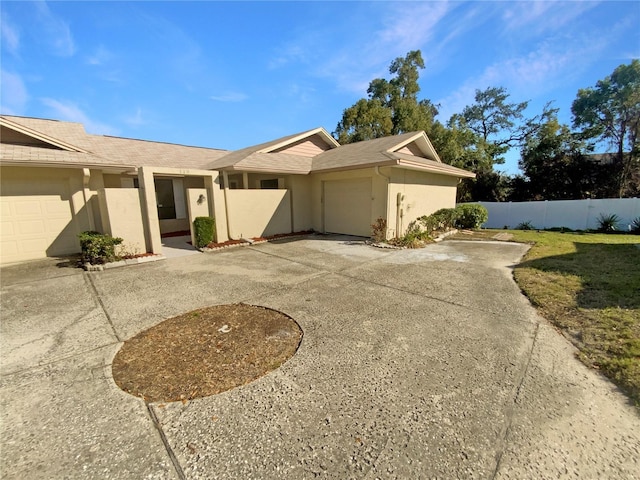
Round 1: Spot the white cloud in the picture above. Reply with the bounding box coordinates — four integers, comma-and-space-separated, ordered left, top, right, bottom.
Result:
501, 1, 600, 36
210, 92, 248, 102
1, 14, 20, 55
0, 70, 28, 114
86, 45, 113, 66
124, 107, 145, 127
40, 98, 118, 135
35, 1, 76, 57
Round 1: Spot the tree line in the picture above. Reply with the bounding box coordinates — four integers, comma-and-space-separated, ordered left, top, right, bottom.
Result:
334, 51, 640, 202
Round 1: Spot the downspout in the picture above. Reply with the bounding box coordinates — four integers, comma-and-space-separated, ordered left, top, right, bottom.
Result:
374, 166, 392, 239
81, 168, 95, 231
222, 170, 235, 240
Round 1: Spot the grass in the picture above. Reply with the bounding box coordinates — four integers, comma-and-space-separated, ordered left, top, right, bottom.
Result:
505, 230, 640, 407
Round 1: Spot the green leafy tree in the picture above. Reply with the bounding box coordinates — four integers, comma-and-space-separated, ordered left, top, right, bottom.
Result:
335, 50, 437, 143
517, 117, 611, 200
572, 60, 640, 197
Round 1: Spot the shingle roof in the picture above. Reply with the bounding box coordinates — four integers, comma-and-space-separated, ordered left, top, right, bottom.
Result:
206, 127, 337, 172
1, 115, 475, 179
311, 131, 475, 178
1, 115, 228, 170
0, 143, 130, 169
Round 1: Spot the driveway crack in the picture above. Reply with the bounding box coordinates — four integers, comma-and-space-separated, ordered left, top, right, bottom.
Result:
490, 321, 540, 480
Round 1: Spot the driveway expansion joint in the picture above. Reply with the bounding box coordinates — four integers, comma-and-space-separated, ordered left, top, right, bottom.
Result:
84, 272, 122, 342
147, 403, 186, 480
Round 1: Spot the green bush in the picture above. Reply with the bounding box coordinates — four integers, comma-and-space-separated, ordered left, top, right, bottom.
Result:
516, 221, 534, 230
596, 213, 620, 233
455, 204, 488, 229
629, 217, 640, 233
419, 208, 458, 234
78, 231, 123, 265
193, 216, 216, 248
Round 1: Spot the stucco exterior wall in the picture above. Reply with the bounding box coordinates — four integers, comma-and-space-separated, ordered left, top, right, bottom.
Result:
285, 175, 313, 232
225, 189, 292, 238
309, 167, 388, 235
98, 188, 147, 255
387, 169, 459, 237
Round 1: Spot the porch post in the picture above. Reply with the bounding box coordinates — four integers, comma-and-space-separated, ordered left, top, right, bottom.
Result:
138, 167, 163, 254
206, 172, 228, 243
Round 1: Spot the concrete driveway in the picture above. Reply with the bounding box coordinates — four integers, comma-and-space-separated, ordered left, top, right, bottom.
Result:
1, 236, 638, 479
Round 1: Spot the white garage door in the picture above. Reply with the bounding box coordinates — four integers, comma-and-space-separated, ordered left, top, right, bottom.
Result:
0, 180, 78, 264
324, 178, 372, 237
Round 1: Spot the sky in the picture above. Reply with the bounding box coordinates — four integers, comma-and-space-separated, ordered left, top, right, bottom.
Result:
1, 1, 638, 175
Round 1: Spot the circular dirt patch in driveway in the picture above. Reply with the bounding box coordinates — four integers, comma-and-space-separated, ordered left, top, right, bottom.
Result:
112, 304, 302, 403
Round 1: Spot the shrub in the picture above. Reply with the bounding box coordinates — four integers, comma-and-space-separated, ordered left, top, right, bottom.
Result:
78, 231, 123, 265
455, 204, 488, 229
371, 217, 387, 243
516, 221, 534, 230
193, 216, 216, 248
419, 208, 458, 234
630, 217, 640, 233
596, 213, 620, 233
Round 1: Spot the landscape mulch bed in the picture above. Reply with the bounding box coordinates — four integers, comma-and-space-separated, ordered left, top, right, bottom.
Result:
112, 304, 303, 403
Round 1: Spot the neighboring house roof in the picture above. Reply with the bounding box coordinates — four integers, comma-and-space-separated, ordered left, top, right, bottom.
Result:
1, 115, 475, 179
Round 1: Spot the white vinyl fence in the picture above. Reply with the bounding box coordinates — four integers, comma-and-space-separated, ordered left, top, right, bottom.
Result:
473, 198, 640, 231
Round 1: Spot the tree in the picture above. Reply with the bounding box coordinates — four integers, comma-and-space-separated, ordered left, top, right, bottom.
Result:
452, 86, 556, 166
517, 117, 610, 200
572, 60, 640, 197
335, 50, 437, 143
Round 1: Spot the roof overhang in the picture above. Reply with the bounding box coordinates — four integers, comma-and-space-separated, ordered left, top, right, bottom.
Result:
312, 158, 476, 178
0, 160, 137, 174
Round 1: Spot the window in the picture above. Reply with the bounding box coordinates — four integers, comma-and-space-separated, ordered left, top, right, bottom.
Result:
260, 178, 279, 189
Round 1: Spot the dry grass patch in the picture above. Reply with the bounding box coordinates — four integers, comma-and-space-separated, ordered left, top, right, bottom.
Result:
112, 304, 303, 403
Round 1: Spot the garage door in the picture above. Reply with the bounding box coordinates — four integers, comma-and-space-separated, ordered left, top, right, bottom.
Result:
0, 180, 78, 264
324, 178, 372, 237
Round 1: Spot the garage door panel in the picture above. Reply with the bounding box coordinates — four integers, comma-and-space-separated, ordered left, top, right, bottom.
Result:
0, 180, 78, 264
14, 199, 44, 216
18, 219, 47, 235
324, 178, 372, 237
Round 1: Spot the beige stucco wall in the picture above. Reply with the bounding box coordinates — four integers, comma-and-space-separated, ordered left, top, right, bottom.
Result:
387, 168, 459, 237
225, 189, 292, 238
98, 188, 147, 255
309, 167, 389, 235
285, 175, 313, 232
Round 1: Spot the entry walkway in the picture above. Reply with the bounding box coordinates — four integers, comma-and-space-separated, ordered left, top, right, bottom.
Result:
161, 234, 200, 259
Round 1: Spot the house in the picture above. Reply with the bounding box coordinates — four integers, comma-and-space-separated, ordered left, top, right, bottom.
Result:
0, 115, 475, 265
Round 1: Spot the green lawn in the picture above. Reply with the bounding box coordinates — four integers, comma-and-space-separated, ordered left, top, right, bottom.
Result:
506, 230, 640, 407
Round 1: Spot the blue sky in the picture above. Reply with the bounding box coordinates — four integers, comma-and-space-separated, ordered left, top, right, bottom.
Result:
1, 1, 638, 174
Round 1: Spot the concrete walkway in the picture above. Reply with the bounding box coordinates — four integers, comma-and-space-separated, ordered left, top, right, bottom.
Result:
1, 236, 638, 479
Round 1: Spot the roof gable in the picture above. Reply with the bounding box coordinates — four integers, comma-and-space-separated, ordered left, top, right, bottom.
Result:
259, 127, 339, 154
0, 116, 89, 153
386, 131, 441, 162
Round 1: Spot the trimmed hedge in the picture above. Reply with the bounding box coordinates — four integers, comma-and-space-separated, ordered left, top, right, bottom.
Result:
78, 231, 123, 265
455, 204, 488, 229
193, 216, 216, 248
